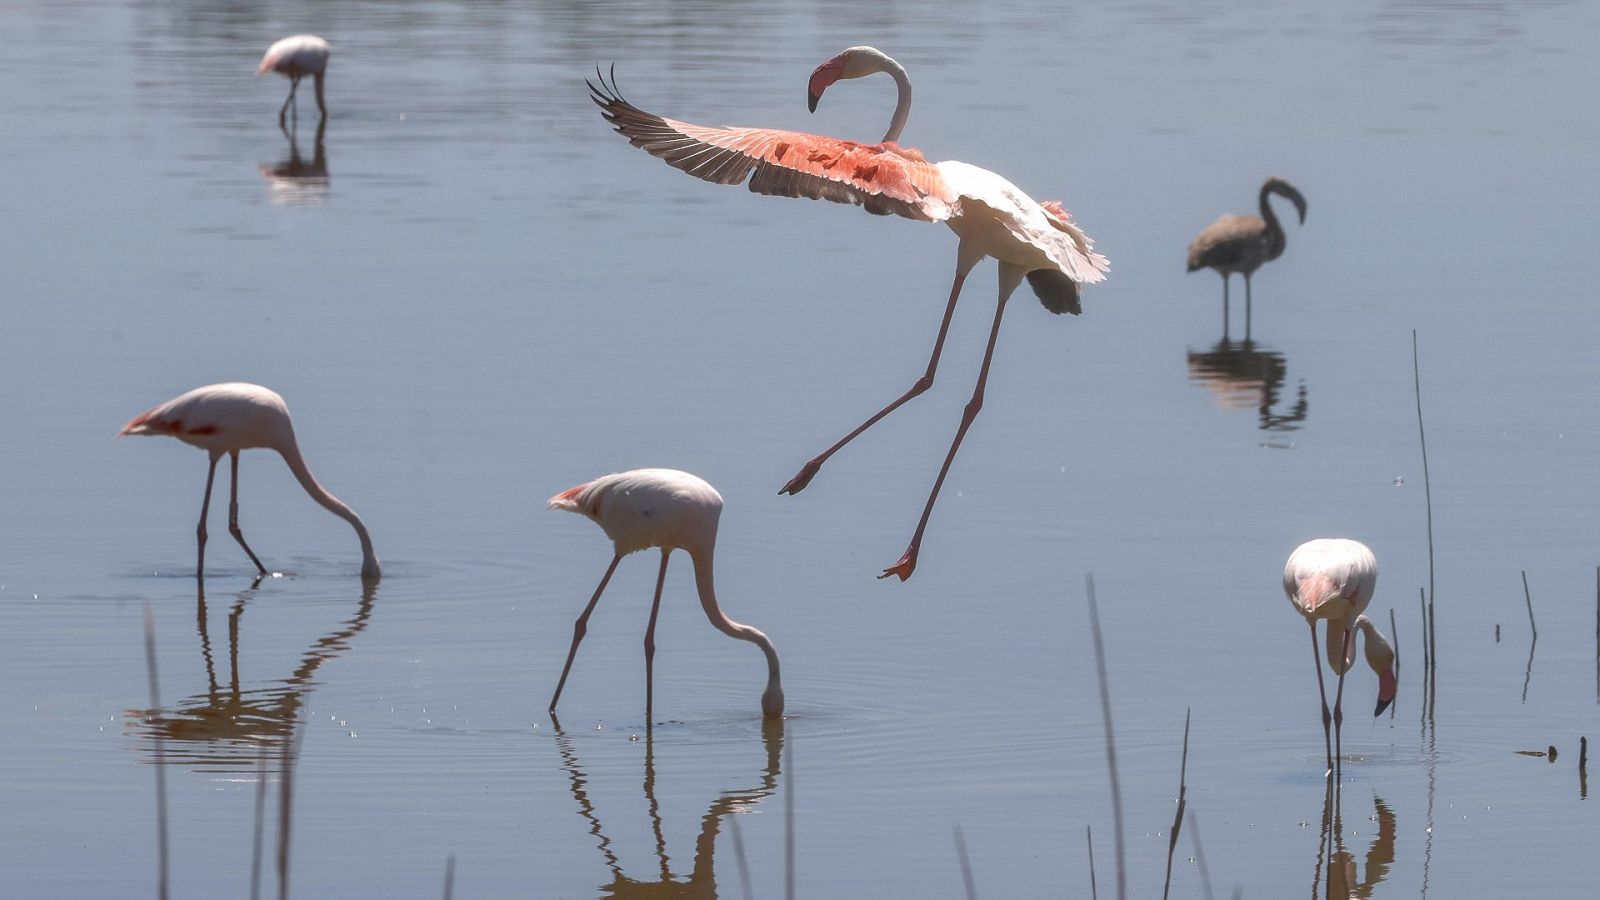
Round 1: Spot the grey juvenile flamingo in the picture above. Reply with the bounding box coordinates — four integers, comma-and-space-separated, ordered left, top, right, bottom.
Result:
1187, 177, 1307, 338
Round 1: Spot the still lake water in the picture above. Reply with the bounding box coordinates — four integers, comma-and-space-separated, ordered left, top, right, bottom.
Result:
3, 0, 1599, 896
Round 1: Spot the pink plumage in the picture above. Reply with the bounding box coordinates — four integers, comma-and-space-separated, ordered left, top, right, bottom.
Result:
121, 382, 379, 579
592, 46, 1108, 582
547, 468, 783, 722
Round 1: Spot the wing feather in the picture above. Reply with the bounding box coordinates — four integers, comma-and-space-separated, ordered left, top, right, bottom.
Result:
589, 70, 954, 223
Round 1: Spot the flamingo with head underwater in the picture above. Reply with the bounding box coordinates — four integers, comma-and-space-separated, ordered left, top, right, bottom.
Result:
589, 46, 1109, 582
1283, 538, 1397, 776
120, 382, 380, 580
258, 34, 330, 126
548, 468, 783, 725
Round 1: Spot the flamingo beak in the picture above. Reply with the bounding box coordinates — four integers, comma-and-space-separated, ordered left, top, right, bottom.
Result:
1374, 668, 1397, 716
807, 62, 841, 113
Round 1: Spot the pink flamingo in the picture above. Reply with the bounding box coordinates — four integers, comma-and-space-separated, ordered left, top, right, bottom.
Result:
257, 35, 330, 125
548, 469, 783, 723
119, 382, 380, 579
590, 46, 1109, 582
1283, 539, 1397, 776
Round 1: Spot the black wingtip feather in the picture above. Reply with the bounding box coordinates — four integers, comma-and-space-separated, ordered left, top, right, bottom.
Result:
1027, 269, 1083, 315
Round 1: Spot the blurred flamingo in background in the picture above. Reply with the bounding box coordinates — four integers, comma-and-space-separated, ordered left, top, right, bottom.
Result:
258, 34, 330, 125
548, 468, 783, 724
120, 382, 380, 580
1282, 538, 1396, 776
1187, 177, 1307, 338
590, 46, 1109, 582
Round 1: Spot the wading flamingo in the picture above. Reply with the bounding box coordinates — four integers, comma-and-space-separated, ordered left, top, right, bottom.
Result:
258, 35, 329, 125
120, 383, 380, 580
589, 46, 1109, 582
548, 469, 783, 724
1282, 539, 1396, 776
1187, 177, 1307, 338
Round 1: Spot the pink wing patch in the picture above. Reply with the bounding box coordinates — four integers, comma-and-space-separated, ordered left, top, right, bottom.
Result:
590, 69, 954, 222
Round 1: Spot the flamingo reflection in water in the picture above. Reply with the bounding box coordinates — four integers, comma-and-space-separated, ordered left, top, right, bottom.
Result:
552, 715, 784, 897
1312, 785, 1396, 900
1186, 338, 1308, 433
261, 118, 329, 206
128, 579, 376, 769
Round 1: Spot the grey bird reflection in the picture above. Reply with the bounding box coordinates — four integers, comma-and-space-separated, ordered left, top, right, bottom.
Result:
1187, 336, 1308, 433
128, 578, 375, 770
260, 119, 329, 206
552, 715, 784, 898
1313, 785, 1396, 900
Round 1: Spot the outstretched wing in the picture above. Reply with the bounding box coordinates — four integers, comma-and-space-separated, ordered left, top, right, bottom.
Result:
588, 69, 954, 223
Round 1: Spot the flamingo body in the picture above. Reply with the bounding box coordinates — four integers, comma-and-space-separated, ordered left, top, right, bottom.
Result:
548, 468, 783, 721
1188, 177, 1307, 337
590, 47, 1107, 580
121, 382, 379, 579
257, 35, 329, 124
1282, 538, 1396, 774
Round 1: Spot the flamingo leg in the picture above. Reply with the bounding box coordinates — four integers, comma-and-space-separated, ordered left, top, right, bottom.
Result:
643, 550, 671, 728
1331, 626, 1352, 779
279, 76, 300, 126
196, 452, 221, 579
881, 269, 1017, 581
1243, 274, 1253, 343
312, 72, 327, 120
780, 253, 980, 496
549, 552, 623, 713
1309, 619, 1333, 776
226, 450, 268, 576
1220, 274, 1230, 342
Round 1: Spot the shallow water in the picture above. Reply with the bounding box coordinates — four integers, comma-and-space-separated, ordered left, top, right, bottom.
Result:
3, 0, 1599, 896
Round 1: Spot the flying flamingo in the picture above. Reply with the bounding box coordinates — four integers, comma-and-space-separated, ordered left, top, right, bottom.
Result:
119, 383, 380, 580
258, 35, 330, 125
548, 468, 783, 723
589, 46, 1109, 582
1282, 538, 1397, 776
1187, 177, 1307, 338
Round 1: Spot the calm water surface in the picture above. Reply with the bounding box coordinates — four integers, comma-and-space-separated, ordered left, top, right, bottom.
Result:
3, 0, 1599, 896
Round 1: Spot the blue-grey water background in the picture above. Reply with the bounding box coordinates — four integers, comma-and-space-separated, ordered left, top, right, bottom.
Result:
3, 0, 1598, 896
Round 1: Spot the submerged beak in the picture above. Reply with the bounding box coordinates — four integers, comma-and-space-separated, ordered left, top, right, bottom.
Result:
1373, 696, 1392, 717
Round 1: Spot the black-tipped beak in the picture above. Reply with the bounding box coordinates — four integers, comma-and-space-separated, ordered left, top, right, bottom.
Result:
1373, 697, 1392, 717
807, 91, 819, 113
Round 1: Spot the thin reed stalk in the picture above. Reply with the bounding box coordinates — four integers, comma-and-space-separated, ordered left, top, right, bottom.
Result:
442, 854, 455, 900
1413, 330, 1437, 671
1188, 809, 1215, 900
1161, 709, 1192, 900
954, 825, 978, 900
728, 815, 754, 900
1086, 575, 1126, 900
784, 730, 794, 900
251, 747, 268, 900
142, 605, 170, 900
1086, 825, 1098, 900
1389, 608, 1399, 719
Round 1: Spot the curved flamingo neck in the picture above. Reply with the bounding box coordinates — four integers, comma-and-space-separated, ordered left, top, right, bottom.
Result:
878, 55, 912, 144
1258, 183, 1286, 248
689, 545, 783, 717
275, 436, 381, 578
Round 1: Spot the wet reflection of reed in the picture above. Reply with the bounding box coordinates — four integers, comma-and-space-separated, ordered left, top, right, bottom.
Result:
128, 579, 376, 770
259, 118, 329, 206
1186, 338, 1308, 433
552, 715, 784, 898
